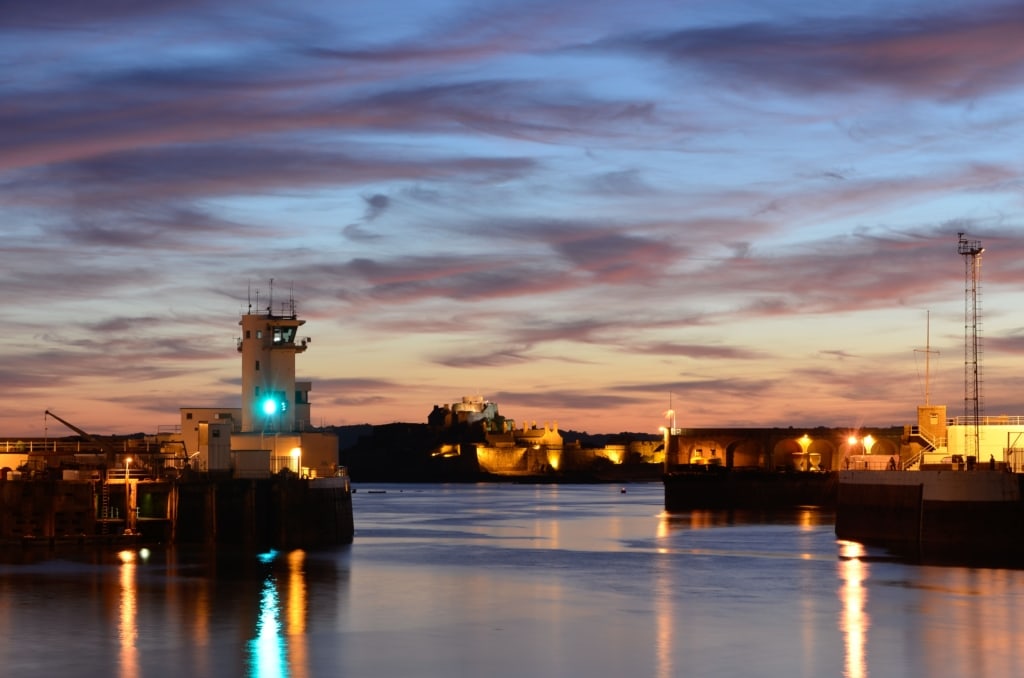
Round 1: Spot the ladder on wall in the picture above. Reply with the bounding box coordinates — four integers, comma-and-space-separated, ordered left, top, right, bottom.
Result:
100, 481, 110, 534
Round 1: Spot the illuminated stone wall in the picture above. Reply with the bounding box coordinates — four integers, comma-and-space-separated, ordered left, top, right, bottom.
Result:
476, 447, 528, 474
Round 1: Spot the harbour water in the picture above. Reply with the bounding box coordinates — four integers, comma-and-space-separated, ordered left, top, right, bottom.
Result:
2, 482, 1024, 677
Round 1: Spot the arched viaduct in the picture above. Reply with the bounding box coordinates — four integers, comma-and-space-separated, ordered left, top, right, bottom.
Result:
663, 426, 906, 472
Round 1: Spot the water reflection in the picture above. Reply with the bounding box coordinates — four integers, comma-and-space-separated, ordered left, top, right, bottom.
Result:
911, 564, 1024, 676
664, 508, 835, 531
249, 550, 310, 678
118, 551, 139, 678
251, 573, 286, 677
20, 486, 1024, 677
287, 550, 309, 678
652, 544, 674, 678
837, 541, 868, 678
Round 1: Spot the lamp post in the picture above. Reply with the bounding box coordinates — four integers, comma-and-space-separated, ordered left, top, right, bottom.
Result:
658, 427, 668, 470
124, 456, 132, 534
798, 434, 811, 471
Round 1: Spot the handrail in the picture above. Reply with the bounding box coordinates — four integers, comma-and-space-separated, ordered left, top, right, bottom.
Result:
909, 426, 938, 450
950, 414, 1024, 426
902, 449, 924, 470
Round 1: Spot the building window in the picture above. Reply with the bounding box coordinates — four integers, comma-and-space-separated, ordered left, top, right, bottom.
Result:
256, 330, 262, 339
255, 360, 260, 371
186, 412, 193, 420
273, 327, 297, 344
245, 330, 251, 339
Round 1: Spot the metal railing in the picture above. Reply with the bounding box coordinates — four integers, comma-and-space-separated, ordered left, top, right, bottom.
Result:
908, 426, 946, 450
902, 449, 924, 471
950, 414, 1024, 426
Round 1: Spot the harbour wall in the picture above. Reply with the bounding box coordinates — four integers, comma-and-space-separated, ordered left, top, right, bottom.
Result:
664, 425, 905, 471
835, 470, 1024, 561
664, 467, 838, 510
0, 475, 353, 550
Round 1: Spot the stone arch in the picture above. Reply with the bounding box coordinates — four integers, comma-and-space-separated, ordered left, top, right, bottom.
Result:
688, 439, 725, 465
868, 437, 899, 460
807, 438, 837, 471
772, 434, 837, 471
773, 438, 803, 470
728, 438, 765, 469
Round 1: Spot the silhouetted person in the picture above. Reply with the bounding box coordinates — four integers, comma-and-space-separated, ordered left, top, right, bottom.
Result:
887, 456, 897, 471
990, 454, 996, 471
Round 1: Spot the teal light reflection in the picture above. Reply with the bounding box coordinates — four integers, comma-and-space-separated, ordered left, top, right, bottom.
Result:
249, 571, 287, 677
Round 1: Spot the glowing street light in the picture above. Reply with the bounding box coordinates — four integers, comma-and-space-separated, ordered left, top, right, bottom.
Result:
290, 447, 302, 478
124, 456, 132, 534
798, 434, 811, 471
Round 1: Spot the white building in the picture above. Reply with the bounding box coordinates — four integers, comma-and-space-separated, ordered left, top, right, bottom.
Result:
167, 290, 337, 478
910, 404, 1024, 471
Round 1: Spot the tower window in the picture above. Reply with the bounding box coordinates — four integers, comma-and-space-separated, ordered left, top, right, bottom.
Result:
255, 360, 260, 371
245, 330, 251, 339
273, 327, 297, 344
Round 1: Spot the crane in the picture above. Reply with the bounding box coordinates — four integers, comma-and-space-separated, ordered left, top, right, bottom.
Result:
44, 409, 115, 468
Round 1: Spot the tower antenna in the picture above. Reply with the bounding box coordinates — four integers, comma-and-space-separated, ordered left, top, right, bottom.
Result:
957, 232, 984, 461
914, 310, 939, 405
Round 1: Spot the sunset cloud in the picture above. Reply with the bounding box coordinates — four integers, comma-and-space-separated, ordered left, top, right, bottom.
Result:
2, 0, 1024, 436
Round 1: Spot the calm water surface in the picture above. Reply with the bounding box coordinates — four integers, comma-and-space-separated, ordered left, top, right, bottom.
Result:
1, 482, 1023, 677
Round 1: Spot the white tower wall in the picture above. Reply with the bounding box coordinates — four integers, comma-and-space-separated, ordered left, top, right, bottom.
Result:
238, 306, 309, 432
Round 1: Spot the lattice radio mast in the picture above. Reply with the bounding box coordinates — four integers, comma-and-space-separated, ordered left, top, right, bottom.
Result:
957, 232, 984, 461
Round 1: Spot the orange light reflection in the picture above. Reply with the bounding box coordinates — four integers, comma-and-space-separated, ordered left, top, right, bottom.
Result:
118, 553, 139, 678
287, 550, 309, 678
653, 552, 674, 678
838, 541, 868, 678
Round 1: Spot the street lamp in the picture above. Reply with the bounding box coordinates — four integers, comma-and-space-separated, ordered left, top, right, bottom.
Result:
290, 447, 302, 478
124, 457, 132, 534
658, 427, 669, 468
798, 434, 811, 471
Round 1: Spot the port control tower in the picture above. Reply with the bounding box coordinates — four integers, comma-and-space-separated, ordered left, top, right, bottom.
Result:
237, 284, 311, 433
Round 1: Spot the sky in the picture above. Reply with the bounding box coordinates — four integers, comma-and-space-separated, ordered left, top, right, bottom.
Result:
3, 0, 1024, 438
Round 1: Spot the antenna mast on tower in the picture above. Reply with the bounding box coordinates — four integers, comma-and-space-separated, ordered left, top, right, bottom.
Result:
957, 232, 984, 461
664, 392, 677, 430
915, 310, 939, 406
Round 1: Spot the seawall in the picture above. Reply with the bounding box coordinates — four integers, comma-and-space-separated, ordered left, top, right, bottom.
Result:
835, 470, 1024, 561
0, 475, 353, 550
664, 468, 838, 510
